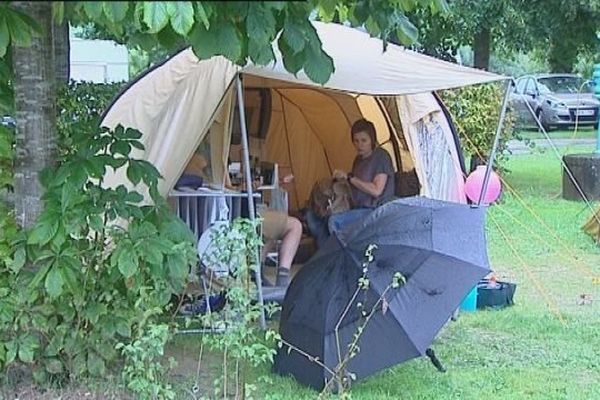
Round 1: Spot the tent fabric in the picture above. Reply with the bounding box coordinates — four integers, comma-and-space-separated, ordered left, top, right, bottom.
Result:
243, 22, 506, 95
102, 55, 238, 196
397, 93, 467, 203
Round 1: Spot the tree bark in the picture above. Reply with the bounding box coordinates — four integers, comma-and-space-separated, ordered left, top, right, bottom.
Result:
52, 19, 70, 84
473, 27, 491, 71
11, 2, 57, 228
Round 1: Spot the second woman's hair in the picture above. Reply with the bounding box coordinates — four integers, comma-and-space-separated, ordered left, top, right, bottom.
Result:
351, 118, 377, 150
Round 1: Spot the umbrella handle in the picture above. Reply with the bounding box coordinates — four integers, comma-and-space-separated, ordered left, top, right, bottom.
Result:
425, 348, 446, 373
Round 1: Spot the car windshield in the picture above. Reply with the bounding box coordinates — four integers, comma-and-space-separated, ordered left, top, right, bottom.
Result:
537, 76, 592, 94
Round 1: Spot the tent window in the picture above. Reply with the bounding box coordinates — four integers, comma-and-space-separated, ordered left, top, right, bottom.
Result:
231, 88, 271, 144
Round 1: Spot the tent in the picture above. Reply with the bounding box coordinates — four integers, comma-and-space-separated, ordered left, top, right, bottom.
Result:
100, 22, 509, 328
100, 22, 507, 210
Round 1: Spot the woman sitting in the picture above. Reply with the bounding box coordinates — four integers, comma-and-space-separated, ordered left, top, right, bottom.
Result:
307, 118, 396, 244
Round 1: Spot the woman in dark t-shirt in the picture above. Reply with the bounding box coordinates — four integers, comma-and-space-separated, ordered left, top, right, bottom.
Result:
306, 118, 396, 246
333, 118, 395, 207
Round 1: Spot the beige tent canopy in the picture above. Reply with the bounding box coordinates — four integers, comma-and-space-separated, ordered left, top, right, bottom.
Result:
101, 21, 507, 209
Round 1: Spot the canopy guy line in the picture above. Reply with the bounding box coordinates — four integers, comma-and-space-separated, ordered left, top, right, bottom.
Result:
489, 214, 566, 325
494, 200, 599, 281
458, 118, 599, 282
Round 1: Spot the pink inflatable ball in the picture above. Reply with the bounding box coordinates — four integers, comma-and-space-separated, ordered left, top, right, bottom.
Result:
465, 165, 502, 204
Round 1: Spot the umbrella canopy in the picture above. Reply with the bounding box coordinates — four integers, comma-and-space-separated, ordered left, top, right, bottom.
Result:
274, 197, 491, 390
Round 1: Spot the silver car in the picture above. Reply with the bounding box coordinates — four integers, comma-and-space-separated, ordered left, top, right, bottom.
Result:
511, 74, 600, 131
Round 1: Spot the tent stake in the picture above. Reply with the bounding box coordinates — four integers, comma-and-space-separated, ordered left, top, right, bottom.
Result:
236, 74, 267, 329
477, 79, 513, 206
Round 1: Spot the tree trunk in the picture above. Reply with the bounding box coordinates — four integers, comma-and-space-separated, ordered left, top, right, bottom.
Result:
52, 19, 70, 84
11, 2, 57, 228
473, 28, 491, 71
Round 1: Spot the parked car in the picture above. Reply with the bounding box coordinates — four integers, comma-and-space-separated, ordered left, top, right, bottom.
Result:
0, 116, 15, 128
510, 74, 600, 131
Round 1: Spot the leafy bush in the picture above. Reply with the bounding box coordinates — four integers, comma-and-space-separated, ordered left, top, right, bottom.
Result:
0, 122, 197, 382
195, 218, 280, 399
57, 81, 124, 158
439, 82, 516, 172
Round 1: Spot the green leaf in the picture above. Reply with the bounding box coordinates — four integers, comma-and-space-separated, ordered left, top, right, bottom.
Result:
143, 2, 170, 33
247, 3, 276, 42
194, 3, 210, 29
18, 335, 38, 364
281, 22, 306, 55
27, 262, 52, 292
126, 162, 142, 185
278, 36, 304, 75
28, 216, 59, 245
5, 340, 17, 364
115, 319, 131, 338
109, 140, 131, 156
394, 14, 418, 45
103, 2, 129, 23
189, 21, 242, 62
167, 1, 194, 36
87, 351, 106, 376
125, 191, 143, 203
129, 140, 145, 151
88, 214, 104, 231
117, 246, 139, 278
166, 252, 188, 281
60, 265, 80, 297
0, 17, 9, 58
52, 2, 65, 24
83, 2, 103, 20
8, 246, 26, 273
124, 127, 143, 140
303, 47, 334, 85
317, 0, 337, 22
83, 303, 107, 325
45, 266, 64, 298
4, 9, 33, 47
248, 38, 274, 66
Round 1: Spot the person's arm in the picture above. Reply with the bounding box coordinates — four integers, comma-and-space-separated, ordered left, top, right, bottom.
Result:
348, 173, 388, 198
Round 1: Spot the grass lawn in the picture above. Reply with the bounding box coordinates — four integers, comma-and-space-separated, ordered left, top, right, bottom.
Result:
515, 126, 597, 141
164, 143, 600, 399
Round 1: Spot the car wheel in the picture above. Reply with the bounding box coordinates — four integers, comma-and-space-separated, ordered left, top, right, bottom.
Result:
535, 109, 552, 132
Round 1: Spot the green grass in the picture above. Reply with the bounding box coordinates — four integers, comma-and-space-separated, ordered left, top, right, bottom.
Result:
169, 146, 600, 399
516, 126, 597, 141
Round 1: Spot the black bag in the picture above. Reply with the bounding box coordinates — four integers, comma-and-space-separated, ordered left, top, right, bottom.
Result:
476, 280, 516, 309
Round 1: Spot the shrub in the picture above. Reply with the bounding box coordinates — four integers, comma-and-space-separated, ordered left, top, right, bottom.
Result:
0, 121, 197, 382
439, 82, 516, 172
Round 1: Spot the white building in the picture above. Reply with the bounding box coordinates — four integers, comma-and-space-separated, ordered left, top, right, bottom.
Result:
70, 35, 129, 83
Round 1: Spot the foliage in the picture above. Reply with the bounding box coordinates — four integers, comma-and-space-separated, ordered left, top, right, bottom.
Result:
408, 0, 600, 73
57, 1, 449, 85
193, 217, 280, 399
0, 124, 13, 193
117, 323, 176, 400
439, 82, 516, 172
56, 81, 125, 157
0, 122, 197, 382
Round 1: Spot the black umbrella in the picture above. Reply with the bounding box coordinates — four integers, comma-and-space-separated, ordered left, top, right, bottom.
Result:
273, 196, 491, 390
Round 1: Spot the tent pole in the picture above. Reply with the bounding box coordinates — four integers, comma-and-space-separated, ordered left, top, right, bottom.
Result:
236, 74, 267, 329
477, 79, 513, 206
